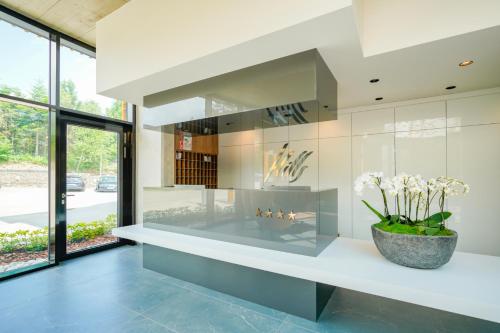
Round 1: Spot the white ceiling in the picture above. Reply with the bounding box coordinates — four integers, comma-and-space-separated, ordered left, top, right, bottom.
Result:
0, 0, 128, 46
95, 2, 500, 109
320, 7, 500, 108
354, 0, 500, 57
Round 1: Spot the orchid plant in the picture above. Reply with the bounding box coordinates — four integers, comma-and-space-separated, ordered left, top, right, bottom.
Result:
355, 172, 470, 236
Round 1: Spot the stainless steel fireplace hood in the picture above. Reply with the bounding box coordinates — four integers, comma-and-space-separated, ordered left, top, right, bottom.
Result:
143, 49, 337, 127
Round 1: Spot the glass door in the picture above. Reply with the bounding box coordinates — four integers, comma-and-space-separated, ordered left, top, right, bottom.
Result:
57, 113, 132, 259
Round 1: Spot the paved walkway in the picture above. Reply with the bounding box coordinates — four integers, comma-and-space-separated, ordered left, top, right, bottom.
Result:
0, 187, 117, 231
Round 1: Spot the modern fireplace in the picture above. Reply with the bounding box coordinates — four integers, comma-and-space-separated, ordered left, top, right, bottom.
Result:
143, 187, 337, 256
141, 48, 339, 256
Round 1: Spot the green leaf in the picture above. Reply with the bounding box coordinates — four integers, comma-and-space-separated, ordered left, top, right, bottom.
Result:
361, 200, 387, 222
416, 226, 427, 234
425, 212, 452, 223
425, 227, 440, 236
427, 219, 441, 228
388, 214, 401, 225
389, 215, 400, 222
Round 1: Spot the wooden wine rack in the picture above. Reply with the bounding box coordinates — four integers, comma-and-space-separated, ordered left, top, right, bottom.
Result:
175, 150, 218, 188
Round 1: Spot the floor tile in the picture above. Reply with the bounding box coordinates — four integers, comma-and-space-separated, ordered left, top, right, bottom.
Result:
179, 279, 288, 321
0, 282, 137, 333
109, 314, 177, 333
1, 245, 500, 333
115, 278, 184, 314
277, 321, 318, 333
0, 265, 62, 311
143, 287, 283, 333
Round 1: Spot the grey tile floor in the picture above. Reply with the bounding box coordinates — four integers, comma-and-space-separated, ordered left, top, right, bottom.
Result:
0, 245, 499, 333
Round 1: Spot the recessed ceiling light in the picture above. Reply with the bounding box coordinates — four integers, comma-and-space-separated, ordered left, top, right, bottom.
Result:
446, 85, 456, 90
370, 79, 380, 83
459, 60, 474, 67
375, 97, 383, 101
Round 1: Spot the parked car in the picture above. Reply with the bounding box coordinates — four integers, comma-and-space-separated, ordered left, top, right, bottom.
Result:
95, 175, 118, 192
66, 174, 86, 192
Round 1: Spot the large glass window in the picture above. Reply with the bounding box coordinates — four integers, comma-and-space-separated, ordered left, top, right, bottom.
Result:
60, 40, 132, 121
0, 13, 49, 102
0, 7, 133, 278
0, 100, 50, 276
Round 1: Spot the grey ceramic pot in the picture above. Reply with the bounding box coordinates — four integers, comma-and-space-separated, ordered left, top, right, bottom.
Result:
371, 225, 458, 269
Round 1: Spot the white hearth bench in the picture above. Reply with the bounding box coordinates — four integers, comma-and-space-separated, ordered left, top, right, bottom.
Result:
113, 224, 500, 323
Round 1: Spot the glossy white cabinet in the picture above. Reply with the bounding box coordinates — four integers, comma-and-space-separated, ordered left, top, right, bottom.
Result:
447, 93, 500, 127
263, 126, 288, 143
352, 133, 395, 240
352, 108, 394, 136
219, 132, 242, 147
319, 136, 352, 237
447, 124, 500, 256
395, 101, 446, 131
395, 129, 446, 178
219, 129, 264, 146
218, 145, 241, 189
241, 144, 263, 189
288, 122, 318, 141
319, 114, 351, 138
240, 129, 263, 145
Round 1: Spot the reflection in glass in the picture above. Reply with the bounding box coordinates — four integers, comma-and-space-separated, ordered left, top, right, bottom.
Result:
66, 125, 119, 253
0, 100, 49, 276
143, 49, 337, 127
143, 187, 337, 256
395, 117, 447, 132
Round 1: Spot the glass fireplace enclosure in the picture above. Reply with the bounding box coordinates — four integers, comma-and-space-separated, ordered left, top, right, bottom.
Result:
0, 7, 134, 279
141, 50, 339, 256
141, 100, 340, 256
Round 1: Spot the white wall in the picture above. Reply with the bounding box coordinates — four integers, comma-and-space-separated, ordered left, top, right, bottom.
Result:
135, 107, 163, 224
216, 88, 500, 256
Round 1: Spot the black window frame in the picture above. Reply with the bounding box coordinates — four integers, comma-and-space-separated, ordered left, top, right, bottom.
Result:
56, 110, 134, 261
0, 4, 136, 281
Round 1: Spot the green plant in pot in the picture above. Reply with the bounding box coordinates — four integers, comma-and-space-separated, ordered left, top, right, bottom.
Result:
354, 172, 469, 269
